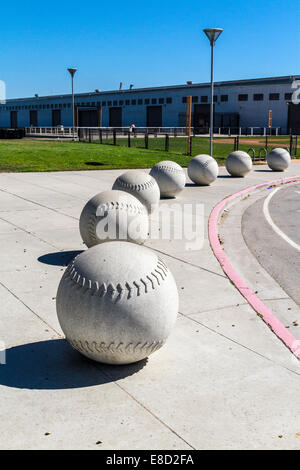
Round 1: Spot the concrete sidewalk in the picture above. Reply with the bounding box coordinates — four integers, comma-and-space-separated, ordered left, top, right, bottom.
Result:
1, 164, 300, 449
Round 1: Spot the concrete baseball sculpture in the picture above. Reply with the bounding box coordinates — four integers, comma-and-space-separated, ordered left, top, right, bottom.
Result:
225, 151, 252, 177
56, 242, 179, 365
267, 147, 291, 171
149, 160, 186, 197
187, 154, 219, 185
79, 190, 149, 248
112, 170, 160, 213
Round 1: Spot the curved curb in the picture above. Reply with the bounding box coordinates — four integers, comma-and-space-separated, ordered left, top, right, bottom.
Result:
208, 174, 300, 359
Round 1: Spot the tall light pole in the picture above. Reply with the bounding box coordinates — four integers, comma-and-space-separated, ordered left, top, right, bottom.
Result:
67, 67, 77, 140
203, 28, 223, 157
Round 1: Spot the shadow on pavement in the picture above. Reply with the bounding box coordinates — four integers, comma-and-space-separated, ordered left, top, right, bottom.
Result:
38, 250, 83, 266
0, 339, 147, 390
217, 175, 239, 178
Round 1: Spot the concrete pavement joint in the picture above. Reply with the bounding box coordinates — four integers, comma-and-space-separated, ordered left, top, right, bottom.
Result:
0, 279, 61, 337
182, 302, 249, 316
0, 214, 61, 250
7, 174, 87, 203
95, 364, 196, 450
178, 311, 300, 378
0, 187, 79, 221
150, 247, 227, 279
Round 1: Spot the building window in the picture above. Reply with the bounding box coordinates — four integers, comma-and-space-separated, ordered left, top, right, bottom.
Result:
201, 96, 208, 103
144, 99, 150, 104
285, 93, 292, 100
192, 96, 198, 103
152, 98, 157, 104
119, 100, 124, 105
138, 99, 143, 105
221, 95, 228, 102
159, 98, 164, 104
125, 100, 130, 105
113, 101, 117, 106
269, 93, 280, 100
166, 97, 172, 104
213, 96, 218, 103
107, 101, 112, 106
238, 94, 248, 101
182, 97, 187, 103
102, 101, 106, 106
131, 100, 136, 105
253, 94, 264, 101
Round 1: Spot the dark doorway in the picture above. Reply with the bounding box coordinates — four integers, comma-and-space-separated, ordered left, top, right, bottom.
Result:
147, 106, 162, 127
29, 110, 38, 127
288, 103, 300, 134
10, 111, 18, 128
109, 107, 122, 127
78, 109, 98, 127
52, 109, 61, 127
193, 104, 212, 134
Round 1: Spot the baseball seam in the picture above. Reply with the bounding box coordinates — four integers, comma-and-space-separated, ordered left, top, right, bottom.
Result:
68, 338, 165, 356
87, 202, 146, 241
115, 178, 156, 191
151, 166, 184, 174
64, 258, 169, 301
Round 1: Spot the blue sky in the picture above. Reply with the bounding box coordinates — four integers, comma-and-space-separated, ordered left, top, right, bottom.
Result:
1, 0, 299, 98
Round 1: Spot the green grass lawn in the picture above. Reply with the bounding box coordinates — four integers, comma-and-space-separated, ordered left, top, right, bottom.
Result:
0, 137, 296, 172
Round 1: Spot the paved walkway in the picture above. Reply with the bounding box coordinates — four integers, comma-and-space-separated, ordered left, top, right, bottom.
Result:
0, 164, 300, 449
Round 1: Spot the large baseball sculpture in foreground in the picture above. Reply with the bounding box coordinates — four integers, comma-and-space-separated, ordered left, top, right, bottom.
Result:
149, 160, 186, 197
225, 151, 252, 177
188, 154, 219, 185
56, 242, 179, 365
79, 190, 149, 247
267, 147, 291, 171
112, 170, 160, 213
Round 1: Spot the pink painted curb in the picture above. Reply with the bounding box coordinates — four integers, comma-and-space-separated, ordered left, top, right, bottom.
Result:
208, 174, 300, 358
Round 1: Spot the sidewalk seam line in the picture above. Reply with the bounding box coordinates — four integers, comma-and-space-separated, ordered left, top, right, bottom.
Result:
0, 280, 61, 336
178, 311, 300, 377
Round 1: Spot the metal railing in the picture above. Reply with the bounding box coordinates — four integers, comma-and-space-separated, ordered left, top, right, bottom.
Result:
24, 125, 286, 138
25, 127, 75, 137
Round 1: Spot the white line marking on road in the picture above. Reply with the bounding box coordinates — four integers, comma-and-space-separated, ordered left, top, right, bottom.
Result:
263, 186, 300, 251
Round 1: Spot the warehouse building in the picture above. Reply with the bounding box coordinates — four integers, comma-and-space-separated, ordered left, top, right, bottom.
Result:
0, 75, 299, 133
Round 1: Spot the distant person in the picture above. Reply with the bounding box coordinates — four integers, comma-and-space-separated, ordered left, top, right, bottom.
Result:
130, 123, 136, 137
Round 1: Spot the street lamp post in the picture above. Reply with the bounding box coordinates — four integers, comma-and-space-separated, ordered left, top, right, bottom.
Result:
203, 28, 223, 157
67, 67, 77, 140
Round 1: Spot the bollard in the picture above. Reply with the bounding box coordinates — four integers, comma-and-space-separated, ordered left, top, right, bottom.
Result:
128, 131, 131, 148
145, 132, 148, 149
165, 134, 169, 152
113, 129, 117, 145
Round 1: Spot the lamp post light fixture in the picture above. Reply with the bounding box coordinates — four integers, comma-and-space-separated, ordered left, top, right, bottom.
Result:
67, 67, 77, 140
203, 28, 223, 157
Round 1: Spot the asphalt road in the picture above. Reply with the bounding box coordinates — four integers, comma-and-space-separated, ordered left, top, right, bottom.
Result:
242, 182, 300, 306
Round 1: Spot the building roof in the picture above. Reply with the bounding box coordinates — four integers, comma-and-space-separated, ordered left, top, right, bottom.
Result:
4, 75, 300, 103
